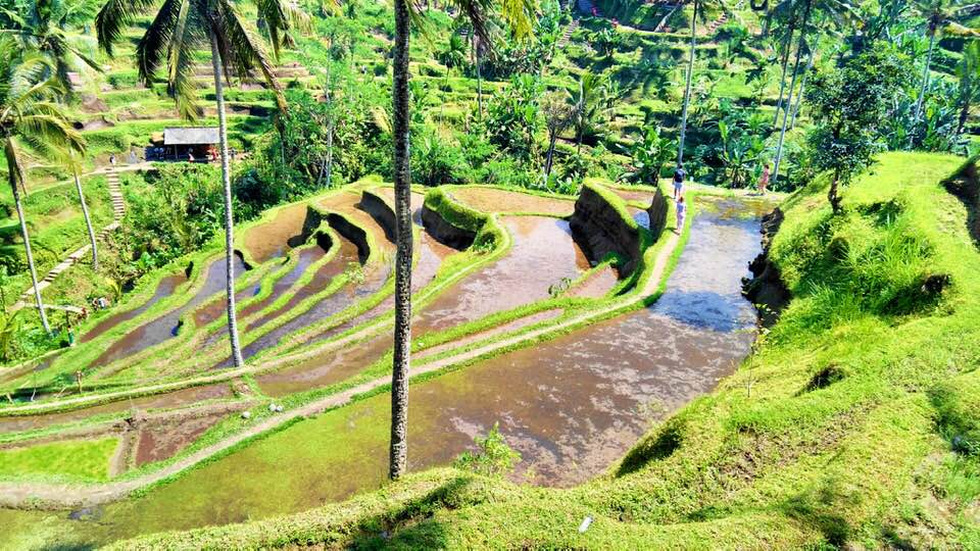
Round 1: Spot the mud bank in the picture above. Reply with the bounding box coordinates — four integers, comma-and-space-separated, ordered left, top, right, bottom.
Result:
570, 182, 644, 274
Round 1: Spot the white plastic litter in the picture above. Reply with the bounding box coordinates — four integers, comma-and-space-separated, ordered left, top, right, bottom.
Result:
578, 516, 593, 533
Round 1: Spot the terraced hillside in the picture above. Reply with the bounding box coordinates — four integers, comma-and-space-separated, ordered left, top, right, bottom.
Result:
0, 174, 785, 545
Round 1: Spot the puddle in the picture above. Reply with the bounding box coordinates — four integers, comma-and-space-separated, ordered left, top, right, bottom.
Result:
242, 203, 309, 265
629, 207, 650, 229
82, 273, 189, 344
415, 216, 589, 333
449, 187, 575, 216
611, 187, 655, 204
133, 412, 227, 467
0, 385, 231, 434
90, 256, 247, 369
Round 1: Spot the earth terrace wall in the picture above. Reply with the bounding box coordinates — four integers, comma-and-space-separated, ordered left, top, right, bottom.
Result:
422, 187, 507, 250
941, 154, 980, 244
570, 179, 646, 276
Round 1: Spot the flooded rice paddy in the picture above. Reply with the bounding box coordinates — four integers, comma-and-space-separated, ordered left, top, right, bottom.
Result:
0, 189, 771, 548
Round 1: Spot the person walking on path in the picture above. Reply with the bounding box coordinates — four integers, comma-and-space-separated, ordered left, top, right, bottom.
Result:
673, 162, 686, 200
758, 163, 770, 195
675, 194, 687, 233
108, 153, 116, 167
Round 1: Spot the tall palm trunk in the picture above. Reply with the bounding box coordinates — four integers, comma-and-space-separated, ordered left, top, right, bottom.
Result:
677, 0, 698, 165
771, 24, 794, 128
475, 37, 484, 120
73, 170, 98, 271
389, 0, 413, 481
771, 0, 811, 185
210, 35, 245, 368
545, 131, 558, 178
789, 46, 815, 129
12, 183, 49, 333
911, 31, 938, 145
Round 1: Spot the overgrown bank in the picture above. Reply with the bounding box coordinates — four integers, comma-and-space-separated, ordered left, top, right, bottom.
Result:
113, 152, 980, 549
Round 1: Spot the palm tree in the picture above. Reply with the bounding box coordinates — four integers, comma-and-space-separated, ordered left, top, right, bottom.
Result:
1, 0, 103, 93
771, 0, 812, 183
387, 0, 534, 480
96, 0, 295, 368
677, 0, 709, 165
0, 42, 84, 333
70, 152, 98, 270
911, 0, 980, 135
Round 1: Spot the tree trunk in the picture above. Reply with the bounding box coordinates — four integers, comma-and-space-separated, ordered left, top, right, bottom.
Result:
912, 31, 938, 141
475, 38, 484, 120
389, 0, 413, 482
677, 0, 698, 165
771, 24, 794, 128
828, 175, 841, 214
74, 170, 98, 271
771, 0, 811, 185
13, 183, 49, 333
789, 46, 815, 129
545, 132, 558, 178
957, 93, 971, 135
210, 35, 245, 368
325, 117, 335, 188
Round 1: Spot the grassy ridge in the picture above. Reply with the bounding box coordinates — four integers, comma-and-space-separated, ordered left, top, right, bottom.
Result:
113, 152, 980, 549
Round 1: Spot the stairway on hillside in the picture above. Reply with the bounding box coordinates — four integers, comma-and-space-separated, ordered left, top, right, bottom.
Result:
706, 10, 728, 34
13, 168, 127, 310
557, 19, 580, 48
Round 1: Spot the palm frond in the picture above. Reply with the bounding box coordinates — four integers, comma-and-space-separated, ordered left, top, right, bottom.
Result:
96, 0, 162, 56
136, 0, 181, 87
212, 0, 286, 112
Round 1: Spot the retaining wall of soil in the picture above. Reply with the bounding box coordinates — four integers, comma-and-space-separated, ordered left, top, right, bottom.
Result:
942, 156, 980, 244
647, 188, 669, 241
742, 207, 791, 327
360, 189, 396, 241
570, 182, 643, 275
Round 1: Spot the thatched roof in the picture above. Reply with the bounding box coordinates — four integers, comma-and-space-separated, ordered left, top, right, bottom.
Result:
163, 127, 220, 146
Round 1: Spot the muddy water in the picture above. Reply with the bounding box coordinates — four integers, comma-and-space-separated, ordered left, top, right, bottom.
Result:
0, 198, 766, 546
449, 187, 576, 216
242, 202, 309, 265
415, 216, 590, 333
90, 256, 247, 369
82, 274, 189, 344
239, 244, 329, 319
0, 384, 231, 434
254, 205, 455, 395
133, 412, 228, 467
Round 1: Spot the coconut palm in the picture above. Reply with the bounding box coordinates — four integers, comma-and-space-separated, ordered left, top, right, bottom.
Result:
0, 0, 103, 93
69, 152, 98, 271
96, 0, 295, 368
911, 0, 980, 133
387, 0, 534, 480
0, 41, 84, 333
677, 0, 713, 165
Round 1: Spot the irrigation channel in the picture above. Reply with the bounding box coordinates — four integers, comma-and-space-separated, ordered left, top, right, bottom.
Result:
0, 186, 770, 547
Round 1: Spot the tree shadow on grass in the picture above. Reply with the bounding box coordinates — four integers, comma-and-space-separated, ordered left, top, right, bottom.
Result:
348, 475, 476, 549
615, 418, 684, 477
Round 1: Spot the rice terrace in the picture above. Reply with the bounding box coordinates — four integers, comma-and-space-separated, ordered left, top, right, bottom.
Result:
0, 0, 978, 548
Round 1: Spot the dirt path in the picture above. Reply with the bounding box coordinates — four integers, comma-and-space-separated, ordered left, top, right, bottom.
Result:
0, 206, 683, 509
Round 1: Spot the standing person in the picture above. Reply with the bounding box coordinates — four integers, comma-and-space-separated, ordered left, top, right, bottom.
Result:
758, 163, 770, 195
675, 194, 686, 233
673, 162, 686, 200
108, 153, 116, 167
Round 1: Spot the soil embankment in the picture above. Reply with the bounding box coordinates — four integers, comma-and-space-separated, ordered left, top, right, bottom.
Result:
569, 183, 643, 274
742, 207, 791, 327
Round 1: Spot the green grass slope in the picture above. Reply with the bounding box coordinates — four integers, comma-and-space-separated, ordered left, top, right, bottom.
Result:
112, 151, 980, 549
